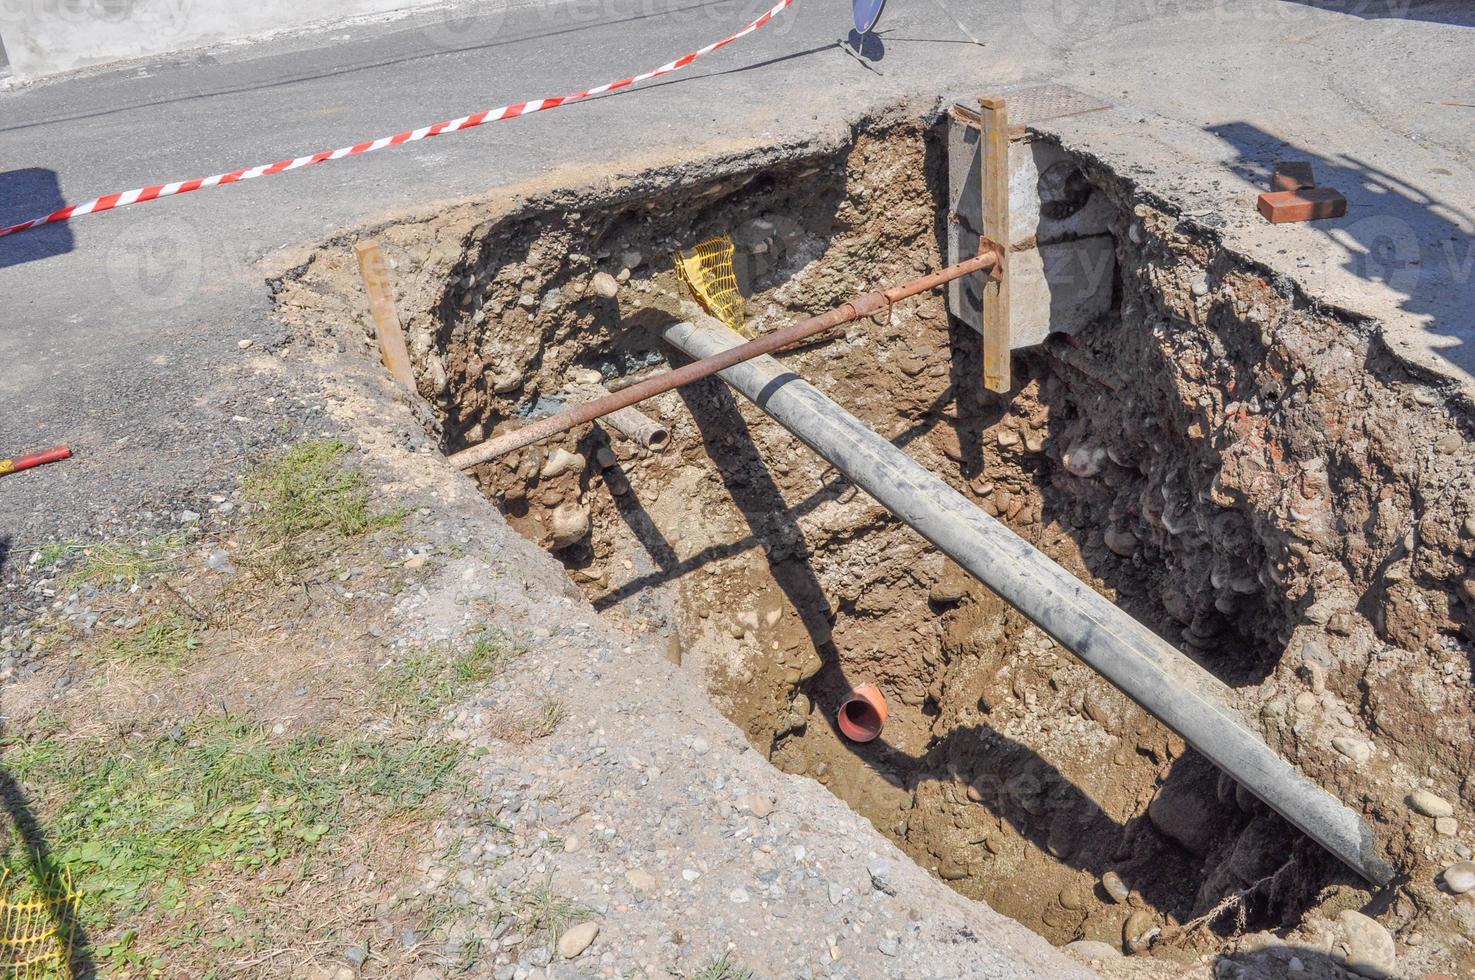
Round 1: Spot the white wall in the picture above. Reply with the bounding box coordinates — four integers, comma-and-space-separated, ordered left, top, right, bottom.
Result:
0, 0, 455, 81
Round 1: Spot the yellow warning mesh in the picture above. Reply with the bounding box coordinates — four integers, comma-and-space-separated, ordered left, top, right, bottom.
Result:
0, 869, 79, 979
674, 235, 747, 336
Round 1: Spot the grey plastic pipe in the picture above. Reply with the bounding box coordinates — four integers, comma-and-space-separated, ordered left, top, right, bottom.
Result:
663, 314, 1394, 887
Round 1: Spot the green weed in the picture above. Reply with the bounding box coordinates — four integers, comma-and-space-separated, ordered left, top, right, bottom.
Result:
378, 635, 522, 723
533, 700, 566, 739
243, 438, 397, 542
34, 540, 80, 572
691, 951, 754, 980
516, 883, 591, 950
67, 533, 185, 589
107, 612, 201, 665
242, 438, 403, 573
0, 716, 463, 928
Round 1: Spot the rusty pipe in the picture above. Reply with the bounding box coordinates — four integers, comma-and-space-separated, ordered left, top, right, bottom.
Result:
447, 246, 1002, 469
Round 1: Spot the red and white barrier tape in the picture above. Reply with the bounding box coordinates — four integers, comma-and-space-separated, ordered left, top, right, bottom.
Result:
0, 0, 795, 239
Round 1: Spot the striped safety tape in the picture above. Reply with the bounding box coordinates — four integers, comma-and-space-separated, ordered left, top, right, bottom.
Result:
0, 0, 796, 239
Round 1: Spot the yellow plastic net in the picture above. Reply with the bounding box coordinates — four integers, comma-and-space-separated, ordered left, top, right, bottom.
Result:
0, 869, 79, 979
674, 235, 747, 336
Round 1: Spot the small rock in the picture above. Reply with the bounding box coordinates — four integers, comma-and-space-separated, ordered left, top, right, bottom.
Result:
625, 868, 656, 892
1332, 909, 1395, 979
1408, 790, 1454, 817
591, 272, 619, 299
1063, 444, 1106, 478
867, 860, 896, 896
541, 448, 586, 479
1101, 870, 1129, 903
1191, 279, 1209, 297
741, 795, 775, 819
1123, 909, 1157, 953
1065, 940, 1121, 963
1103, 527, 1138, 557
1436, 816, 1458, 836
549, 504, 591, 550
206, 549, 237, 575
929, 580, 968, 604
179, 509, 201, 524
1332, 736, 1372, 765
490, 366, 525, 393
620, 249, 643, 270
403, 554, 429, 570
876, 937, 899, 957
1442, 860, 1475, 893
1147, 765, 1227, 855
237, 338, 254, 350
729, 887, 750, 904
557, 921, 598, 959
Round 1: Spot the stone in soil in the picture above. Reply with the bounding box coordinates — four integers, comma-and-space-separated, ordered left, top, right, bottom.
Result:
1408, 790, 1455, 818
557, 921, 598, 959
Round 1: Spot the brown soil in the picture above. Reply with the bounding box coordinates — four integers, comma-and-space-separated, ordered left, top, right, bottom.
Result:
274, 109, 1475, 974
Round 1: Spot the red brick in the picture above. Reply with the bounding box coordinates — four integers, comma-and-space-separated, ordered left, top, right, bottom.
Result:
1257, 187, 1347, 223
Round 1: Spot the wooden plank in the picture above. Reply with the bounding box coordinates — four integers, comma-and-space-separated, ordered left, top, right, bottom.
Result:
353, 240, 416, 393
978, 95, 1011, 393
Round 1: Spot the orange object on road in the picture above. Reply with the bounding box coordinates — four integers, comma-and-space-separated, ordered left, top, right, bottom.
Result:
837, 684, 888, 742
1257, 187, 1347, 224
0, 445, 71, 477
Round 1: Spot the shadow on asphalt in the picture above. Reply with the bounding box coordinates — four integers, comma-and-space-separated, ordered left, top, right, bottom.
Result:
1279, 0, 1475, 25
0, 168, 72, 269
1209, 121, 1475, 382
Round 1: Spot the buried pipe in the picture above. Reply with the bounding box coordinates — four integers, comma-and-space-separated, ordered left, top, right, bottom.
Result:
662, 314, 1397, 888
588, 386, 671, 452
837, 684, 888, 742
446, 247, 1002, 469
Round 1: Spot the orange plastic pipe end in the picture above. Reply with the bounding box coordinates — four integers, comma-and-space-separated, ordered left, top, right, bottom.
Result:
837, 684, 888, 742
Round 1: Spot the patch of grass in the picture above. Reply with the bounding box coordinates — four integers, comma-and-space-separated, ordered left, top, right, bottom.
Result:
516, 883, 592, 950
34, 540, 80, 572
67, 533, 185, 589
0, 716, 463, 931
691, 951, 753, 980
107, 611, 201, 666
242, 438, 403, 573
533, 700, 566, 739
378, 635, 522, 722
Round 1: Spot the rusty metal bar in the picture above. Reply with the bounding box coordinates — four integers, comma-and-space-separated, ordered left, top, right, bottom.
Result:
448, 246, 1003, 469
354, 240, 416, 393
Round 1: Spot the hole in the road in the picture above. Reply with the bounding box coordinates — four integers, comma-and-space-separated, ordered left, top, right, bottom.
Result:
275, 110, 1475, 967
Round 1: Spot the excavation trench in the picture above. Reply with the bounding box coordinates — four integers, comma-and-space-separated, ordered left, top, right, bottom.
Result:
275, 112, 1475, 968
